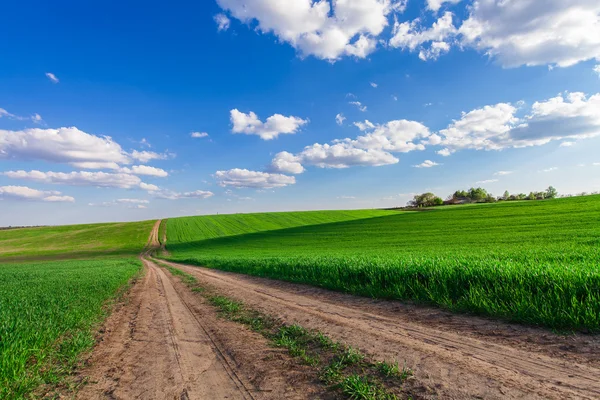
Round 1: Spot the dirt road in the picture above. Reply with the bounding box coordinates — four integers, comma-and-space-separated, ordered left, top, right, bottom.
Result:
158, 258, 600, 400
78, 221, 325, 400
80, 219, 600, 399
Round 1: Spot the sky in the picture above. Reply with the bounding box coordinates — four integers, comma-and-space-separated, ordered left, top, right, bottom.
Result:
1, 0, 600, 226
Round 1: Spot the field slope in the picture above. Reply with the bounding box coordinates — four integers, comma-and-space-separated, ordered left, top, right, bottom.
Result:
163, 196, 600, 331
0, 220, 156, 261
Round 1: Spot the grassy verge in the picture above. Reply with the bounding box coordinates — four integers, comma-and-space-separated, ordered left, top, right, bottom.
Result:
161, 263, 416, 400
0, 258, 142, 399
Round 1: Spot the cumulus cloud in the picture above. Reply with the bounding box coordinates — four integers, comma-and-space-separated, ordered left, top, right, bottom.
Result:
413, 160, 440, 168
270, 151, 305, 174
459, 0, 600, 68
31, 114, 43, 124
270, 118, 429, 170
0, 185, 73, 202
0, 127, 130, 167
216, 0, 402, 60
370, 82, 378, 88
349, 101, 367, 112
191, 132, 209, 138
215, 168, 296, 189
45, 72, 59, 83
130, 150, 170, 163
389, 12, 456, 60
214, 13, 231, 31
427, 0, 462, 12
2, 170, 156, 190
560, 141, 575, 147
153, 189, 214, 200
335, 113, 346, 125
120, 165, 169, 177
230, 109, 308, 140
595, 65, 600, 77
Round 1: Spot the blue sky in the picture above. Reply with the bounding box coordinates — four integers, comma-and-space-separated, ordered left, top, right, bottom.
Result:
1, 0, 600, 225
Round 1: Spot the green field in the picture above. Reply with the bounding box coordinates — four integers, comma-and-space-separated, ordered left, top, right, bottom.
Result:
0, 259, 141, 399
166, 209, 400, 244
163, 196, 600, 331
0, 220, 156, 260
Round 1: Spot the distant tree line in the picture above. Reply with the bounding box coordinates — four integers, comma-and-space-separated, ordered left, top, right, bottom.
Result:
407, 186, 559, 208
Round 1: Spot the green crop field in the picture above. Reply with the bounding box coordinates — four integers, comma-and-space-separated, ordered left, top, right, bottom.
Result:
0, 259, 141, 399
163, 196, 600, 332
166, 209, 400, 244
0, 220, 156, 261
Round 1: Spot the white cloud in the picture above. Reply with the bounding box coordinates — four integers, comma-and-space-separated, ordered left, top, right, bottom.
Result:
540, 167, 558, 172
139, 182, 159, 191
0, 185, 73, 202
595, 65, 600, 77
191, 132, 209, 138
45, 72, 59, 83
0, 127, 130, 167
120, 165, 169, 177
349, 101, 367, 112
295, 142, 398, 169
437, 148, 452, 156
230, 109, 308, 140
427, 0, 462, 13
335, 113, 346, 126
89, 198, 150, 208
130, 150, 170, 163
153, 189, 214, 200
418, 41, 451, 61
593, 162, 600, 166
214, 13, 231, 31
370, 82, 378, 88
31, 113, 43, 124
392, 95, 398, 101
494, 170, 513, 176
270, 151, 305, 174
389, 12, 457, 59
476, 178, 498, 184
215, 168, 296, 189
216, 0, 401, 60
337, 195, 356, 199
413, 159, 440, 168
459, 0, 600, 68
271, 118, 429, 170
2, 170, 156, 190
435, 92, 600, 152
560, 141, 575, 147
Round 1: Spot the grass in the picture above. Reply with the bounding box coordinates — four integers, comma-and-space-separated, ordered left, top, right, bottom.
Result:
0, 258, 141, 399
166, 209, 401, 244
161, 264, 412, 399
162, 196, 600, 332
0, 220, 156, 261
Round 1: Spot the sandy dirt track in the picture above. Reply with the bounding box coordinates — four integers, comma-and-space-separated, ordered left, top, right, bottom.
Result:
158, 258, 600, 400
77, 221, 326, 400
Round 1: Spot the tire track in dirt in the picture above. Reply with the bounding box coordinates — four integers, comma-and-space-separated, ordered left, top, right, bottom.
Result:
79, 220, 329, 399
158, 259, 600, 400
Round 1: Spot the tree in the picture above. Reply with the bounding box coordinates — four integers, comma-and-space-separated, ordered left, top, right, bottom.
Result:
527, 192, 536, 200
502, 190, 510, 201
452, 190, 469, 199
468, 187, 488, 202
545, 186, 558, 199
408, 193, 444, 208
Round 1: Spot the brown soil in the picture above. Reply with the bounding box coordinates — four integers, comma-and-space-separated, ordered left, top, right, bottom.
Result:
157, 259, 600, 400
77, 221, 326, 399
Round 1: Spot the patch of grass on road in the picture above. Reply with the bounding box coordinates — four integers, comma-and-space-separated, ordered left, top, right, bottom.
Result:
0, 258, 141, 399
162, 264, 415, 399
163, 196, 600, 332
